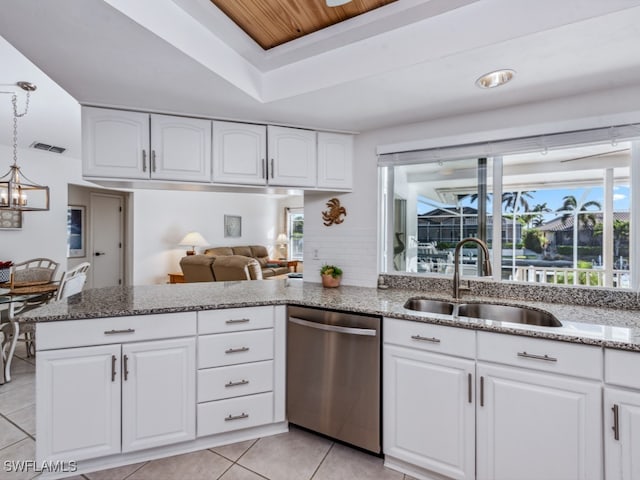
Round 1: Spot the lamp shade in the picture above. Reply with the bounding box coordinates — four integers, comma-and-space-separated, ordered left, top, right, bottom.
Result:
179, 231, 209, 248
276, 233, 289, 245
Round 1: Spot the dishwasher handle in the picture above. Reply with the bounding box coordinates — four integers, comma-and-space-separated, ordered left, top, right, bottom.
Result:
289, 316, 377, 336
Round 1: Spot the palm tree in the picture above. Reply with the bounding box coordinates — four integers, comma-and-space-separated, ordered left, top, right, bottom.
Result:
557, 195, 601, 228
502, 191, 534, 213
521, 202, 551, 229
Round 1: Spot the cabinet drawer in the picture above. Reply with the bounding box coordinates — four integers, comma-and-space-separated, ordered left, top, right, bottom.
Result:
36, 312, 197, 351
197, 392, 274, 437
198, 360, 274, 402
605, 348, 640, 389
198, 306, 274, 334
477, 332, 602, 380
384, 318, 476, 359
198, 329, 274, 368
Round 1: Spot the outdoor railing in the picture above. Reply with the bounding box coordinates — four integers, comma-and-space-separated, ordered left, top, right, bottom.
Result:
509, 265, 630, 288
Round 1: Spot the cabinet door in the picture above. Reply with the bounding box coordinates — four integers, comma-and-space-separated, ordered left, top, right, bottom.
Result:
477, 363, 602, 480
317, 132, 353, 190
604, 387, 640, 480
212, 121, 267, 185
383, 345, 475, 480
36, 344, 121, 462
150, 114, 212, 182
82, 107, 150, 179
267, 125, 316, 187
122, 338, 196, 452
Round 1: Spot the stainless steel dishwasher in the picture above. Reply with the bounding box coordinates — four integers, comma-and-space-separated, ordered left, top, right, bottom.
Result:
286, 305, 381, 453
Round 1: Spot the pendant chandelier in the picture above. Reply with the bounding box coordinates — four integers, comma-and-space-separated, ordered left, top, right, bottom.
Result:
0, 81, 50, 211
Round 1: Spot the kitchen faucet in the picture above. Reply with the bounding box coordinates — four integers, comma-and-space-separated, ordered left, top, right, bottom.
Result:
452, 237, 492, 299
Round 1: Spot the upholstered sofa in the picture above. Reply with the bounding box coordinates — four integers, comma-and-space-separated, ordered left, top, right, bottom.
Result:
180, 255, 263, 282
179, 245, 289, 282
203, 245, 290, 278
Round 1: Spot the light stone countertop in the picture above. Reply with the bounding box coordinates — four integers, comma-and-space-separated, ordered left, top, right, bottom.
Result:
20, 279, 640, 352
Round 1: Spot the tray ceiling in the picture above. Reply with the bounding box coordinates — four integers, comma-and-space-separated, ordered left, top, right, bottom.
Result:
210, 0, 397, 49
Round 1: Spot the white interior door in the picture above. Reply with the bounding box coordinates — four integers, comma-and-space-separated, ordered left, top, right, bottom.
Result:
91, 193, 124, 288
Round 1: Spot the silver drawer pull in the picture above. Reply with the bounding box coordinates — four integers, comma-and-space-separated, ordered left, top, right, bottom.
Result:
104, 328, 135, 335
226, 318, 250, 324
225, 413, 249, 421
225, 379, 249, 388
517, 351, 557, 362
411, 334, 441, 344
225, 347, 250, 354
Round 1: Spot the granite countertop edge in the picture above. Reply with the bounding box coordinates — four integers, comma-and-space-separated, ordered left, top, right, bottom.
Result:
21, 281, 640, 352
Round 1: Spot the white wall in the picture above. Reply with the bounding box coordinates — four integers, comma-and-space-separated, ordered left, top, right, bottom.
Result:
131, 189, 282, 285
0, 145, 85, 279
305, 86, 640, 288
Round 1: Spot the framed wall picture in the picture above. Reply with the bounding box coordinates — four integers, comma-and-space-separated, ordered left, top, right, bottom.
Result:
224, 215, 242, 238
0, 210, 22, 229
67, 205, 86, 258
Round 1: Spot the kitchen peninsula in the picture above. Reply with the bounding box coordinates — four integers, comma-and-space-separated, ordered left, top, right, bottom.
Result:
22, 279, 640, 480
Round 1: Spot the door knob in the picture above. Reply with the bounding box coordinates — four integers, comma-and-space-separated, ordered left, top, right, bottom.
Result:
94, 251, 106, 256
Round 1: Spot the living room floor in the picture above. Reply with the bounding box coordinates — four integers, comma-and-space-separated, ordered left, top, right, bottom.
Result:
0, 344, 414, 480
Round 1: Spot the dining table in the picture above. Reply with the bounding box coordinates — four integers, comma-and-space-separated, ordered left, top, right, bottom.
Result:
0, 281, 58, 384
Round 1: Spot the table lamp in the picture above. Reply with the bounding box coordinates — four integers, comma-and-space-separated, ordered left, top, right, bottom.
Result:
179, 232, 209, 256
276, 233, 289, 260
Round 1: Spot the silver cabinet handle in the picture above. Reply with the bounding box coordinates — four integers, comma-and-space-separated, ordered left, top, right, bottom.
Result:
142, 150, 147, 172
151, 150, 157, 172
123, 354, 129, 381
225, 379, 249, 388
289, 317, 377, 337
270, 158, 274, 178
104, 328, 135, 335
226, 318, 250, 324
480, 376, 485, 407
262, 158, 265, 179
612, 404, 620, 440
517, 351, 558, 362
468, 373, 472, 403
225, 347, 250, 354
411, 334, 441, 343
111, 355, 117, 382
225, 413, 249, 421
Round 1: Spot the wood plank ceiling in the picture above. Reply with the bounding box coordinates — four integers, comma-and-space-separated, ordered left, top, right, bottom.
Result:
210, 0, 397, 50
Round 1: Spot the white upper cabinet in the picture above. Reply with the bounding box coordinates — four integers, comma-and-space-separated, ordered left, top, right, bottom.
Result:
150, 114, 212, 182
83, 107, 212, 183
317, 132, 353, 190
212, 121, 267, 185
267, 125, 317, 187
82, 107, 150, 179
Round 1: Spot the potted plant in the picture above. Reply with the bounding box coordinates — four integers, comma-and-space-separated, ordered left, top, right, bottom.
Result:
320, 264, 342, 288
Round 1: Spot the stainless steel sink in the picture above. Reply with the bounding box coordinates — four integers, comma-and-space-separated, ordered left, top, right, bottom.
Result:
457, 303, 562, 327
404, 298, 455, 315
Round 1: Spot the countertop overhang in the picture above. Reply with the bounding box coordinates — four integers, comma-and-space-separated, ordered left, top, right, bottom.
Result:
20, 279, 640, 352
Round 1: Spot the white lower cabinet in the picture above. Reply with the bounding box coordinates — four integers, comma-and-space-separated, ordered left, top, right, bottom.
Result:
121, 338, 196, 452
604, 348, 640, 480
37, 337, 196, 462
476, 363, 602, 480
37, 344, 122, 462
383, 318, 476, 480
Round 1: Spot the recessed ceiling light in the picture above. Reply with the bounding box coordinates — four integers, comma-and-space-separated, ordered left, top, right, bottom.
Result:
326, 0, 352, 6
475, 69, 516, 89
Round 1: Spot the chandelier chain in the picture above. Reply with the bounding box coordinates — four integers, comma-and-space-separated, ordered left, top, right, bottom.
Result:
10, 91, 30, 166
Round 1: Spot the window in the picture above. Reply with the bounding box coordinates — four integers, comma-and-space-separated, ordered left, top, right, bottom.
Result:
287, 208, 304, 261
380, 128, 638, 289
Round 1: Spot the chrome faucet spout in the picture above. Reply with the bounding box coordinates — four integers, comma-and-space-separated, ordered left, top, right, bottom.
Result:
452, 238, 492, 299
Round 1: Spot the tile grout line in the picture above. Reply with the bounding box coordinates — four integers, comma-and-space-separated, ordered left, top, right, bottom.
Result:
119, 460, 149, 480
0, 411, 35, 442
308, 441, 334, 480
228, 438, 271, 480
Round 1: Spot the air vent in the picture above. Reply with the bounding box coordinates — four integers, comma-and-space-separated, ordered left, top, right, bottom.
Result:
30, 142, 66, 154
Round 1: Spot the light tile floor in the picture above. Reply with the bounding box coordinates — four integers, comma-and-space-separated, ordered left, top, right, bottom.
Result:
1, 343, 416, 480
